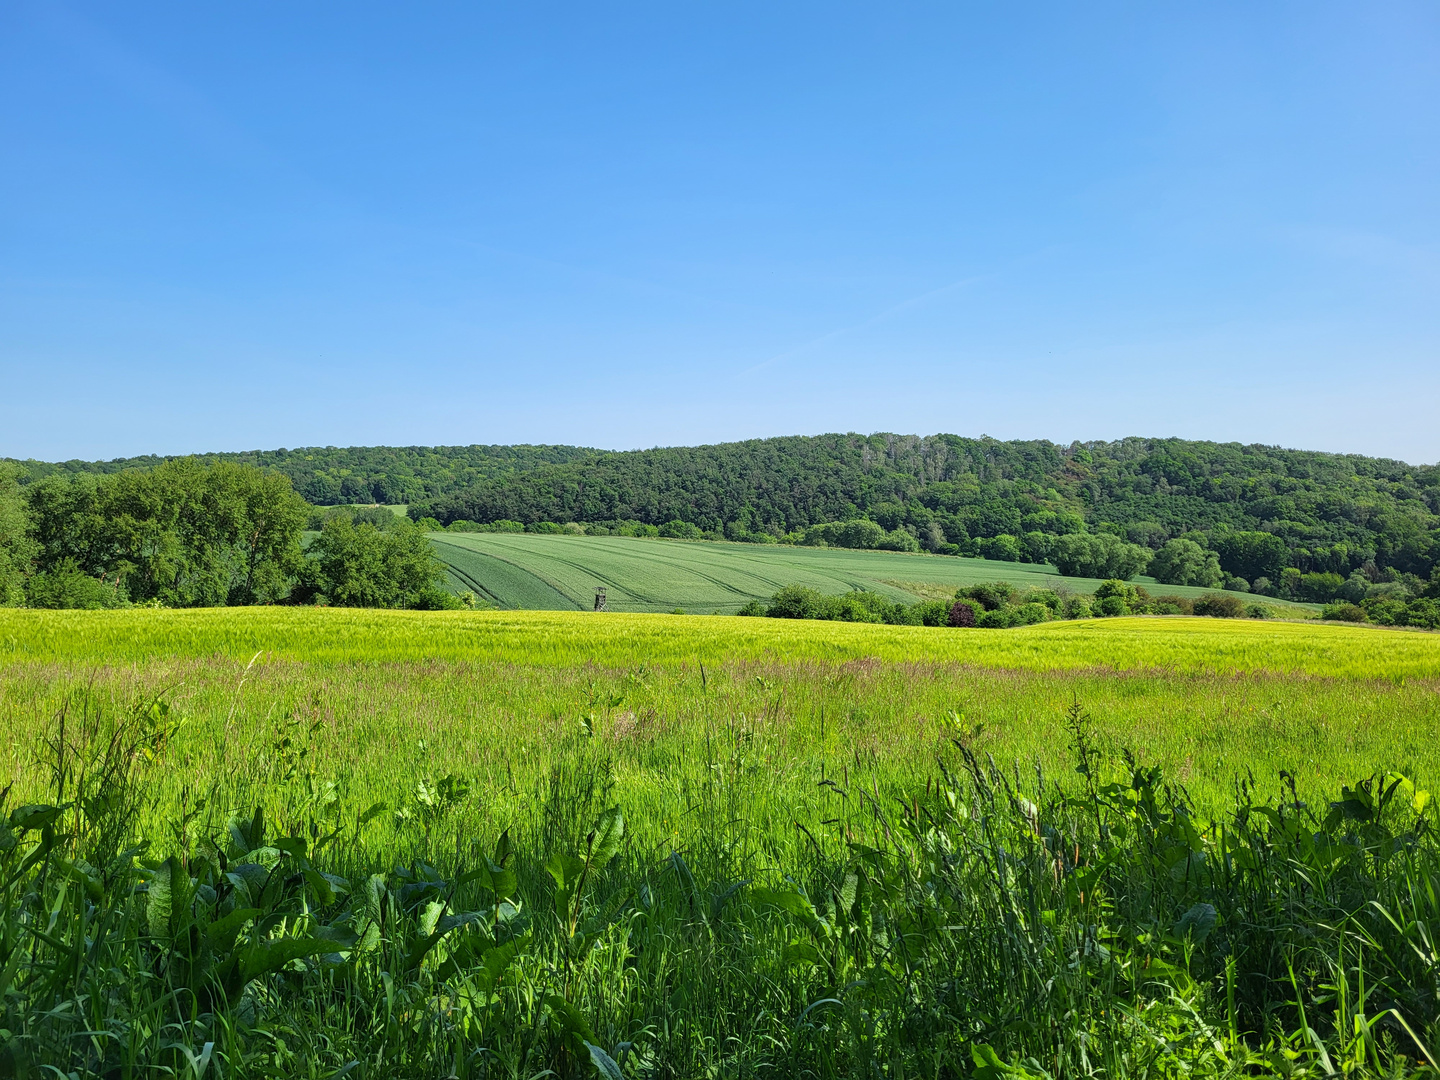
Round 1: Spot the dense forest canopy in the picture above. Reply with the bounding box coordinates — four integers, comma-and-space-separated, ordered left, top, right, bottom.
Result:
5, 443, 598, 506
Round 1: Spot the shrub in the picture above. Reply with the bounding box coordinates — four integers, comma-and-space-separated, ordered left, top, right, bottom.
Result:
909, 599, 951, 626
1093, 595, 1128, 617
833, 591, 894, 623
1013, 602, 1052, 625
1322, 602, 1367, 623
878, 528, 920, 553
1245, 602, 1272, 619
25, 563, 127, 609
766, 585, 828, 620
527, 521, 565, 534
977, 607, 1016, 628
1223, 576, 1250, 593
409, 585, 466, 610
948, 599, 978, 627
659, 520, 702, 540
1403, 598, 1440, 629
1193, 593, 1247, 618
736, 599, 766, 617
1093, 580, 1145, 616
1060, 595, 1092, 619
1361, 597, 1409, 626
958, 582, 1018, 611
1153, 594, 1195, 615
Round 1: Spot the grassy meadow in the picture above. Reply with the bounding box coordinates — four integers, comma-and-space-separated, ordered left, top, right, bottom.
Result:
4, 607, 1439, 1076
430, 531, 1311, 614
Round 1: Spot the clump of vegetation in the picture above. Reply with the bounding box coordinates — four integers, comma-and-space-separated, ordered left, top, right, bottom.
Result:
3, 687, 1438, 1076
743, 579, 1278, 628
2, 461, 457, 611
1319, 576, 1440, 628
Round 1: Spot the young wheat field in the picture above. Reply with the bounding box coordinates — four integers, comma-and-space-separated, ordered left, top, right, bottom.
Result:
2, 608, 1438, 1077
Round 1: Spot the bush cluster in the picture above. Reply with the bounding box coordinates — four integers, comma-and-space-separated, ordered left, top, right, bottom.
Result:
0, 461, 460, 611
740, 579, 1276, 627
1322, 586, 1440, 628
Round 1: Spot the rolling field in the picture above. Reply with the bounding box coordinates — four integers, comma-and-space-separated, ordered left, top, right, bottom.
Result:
0, 607, 1422, 674
431, 531, 1309, 613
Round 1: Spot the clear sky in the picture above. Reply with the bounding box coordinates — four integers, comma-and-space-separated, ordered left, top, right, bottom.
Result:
2, 2, 1437, 464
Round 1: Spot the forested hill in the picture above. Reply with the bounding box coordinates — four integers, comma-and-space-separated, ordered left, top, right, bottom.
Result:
7, 443, 598, 505
421, 433, 1440, 577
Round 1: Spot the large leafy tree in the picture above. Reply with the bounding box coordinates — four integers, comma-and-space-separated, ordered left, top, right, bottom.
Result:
24, 460, 307, 606
1148, 538, 1224, 587
308, 517, 445, 608
0, 464, 38, 606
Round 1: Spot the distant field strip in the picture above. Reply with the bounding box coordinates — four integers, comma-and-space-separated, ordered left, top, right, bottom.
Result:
428, 532, 1302, 613
0, 609, 1432, 677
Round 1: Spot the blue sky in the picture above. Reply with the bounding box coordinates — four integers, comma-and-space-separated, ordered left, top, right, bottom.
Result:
2, 2, 1437, 464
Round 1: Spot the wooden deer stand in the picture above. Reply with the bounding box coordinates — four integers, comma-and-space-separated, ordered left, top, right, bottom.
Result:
593, 587, 607, 612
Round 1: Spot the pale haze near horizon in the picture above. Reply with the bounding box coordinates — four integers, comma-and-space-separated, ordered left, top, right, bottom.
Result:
1, 3, 1437, 464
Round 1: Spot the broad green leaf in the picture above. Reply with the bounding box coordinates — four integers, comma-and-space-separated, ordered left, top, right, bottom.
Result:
205, 907, 261, 950
589, 807, 625, 866
10, 804, 63, 833
1173, 901, 1218, 943
585, 1042, 625, 1080
544, 994, 597, 1043
752, 885, 817, 923
239, 935, 339, 981
148, 855, 185, 939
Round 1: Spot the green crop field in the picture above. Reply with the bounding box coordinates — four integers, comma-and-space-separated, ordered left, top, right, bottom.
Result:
430, 531, 1309, 614
4, 607, 1438, 1076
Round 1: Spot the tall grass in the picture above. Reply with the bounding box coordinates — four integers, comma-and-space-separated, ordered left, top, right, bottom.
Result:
2, 612, 1438, 1075
2, 686, 1437, 1077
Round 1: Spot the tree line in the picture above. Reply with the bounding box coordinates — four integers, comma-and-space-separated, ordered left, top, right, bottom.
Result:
6, 443, 595, 507
6, 432, 1439, 617
0, 461, 464, 610
411, 433, 1439, 584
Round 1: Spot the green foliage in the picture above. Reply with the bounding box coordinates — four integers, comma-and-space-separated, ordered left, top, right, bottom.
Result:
1193, 592, 1248, 618
1051, 532, 1151, 580
1214, 530, 1289, 582
15, 434, 1440, 583
658, 519, 702, 539
1148, 538, 1223, 587
24, 561, 127, 609
308, 517, 446, 608
981, 533, 1024, 561
24, 459, 307, 607
398, 433, 1440, 580
1322, 601, 1368, 622
0, 463, 37, 607
4, 677, 1440, 1077
10, 443, 598, 505
1298, 571, 1346, 602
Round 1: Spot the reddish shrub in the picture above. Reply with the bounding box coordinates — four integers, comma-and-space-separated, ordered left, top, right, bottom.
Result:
949, 600, 978, 627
